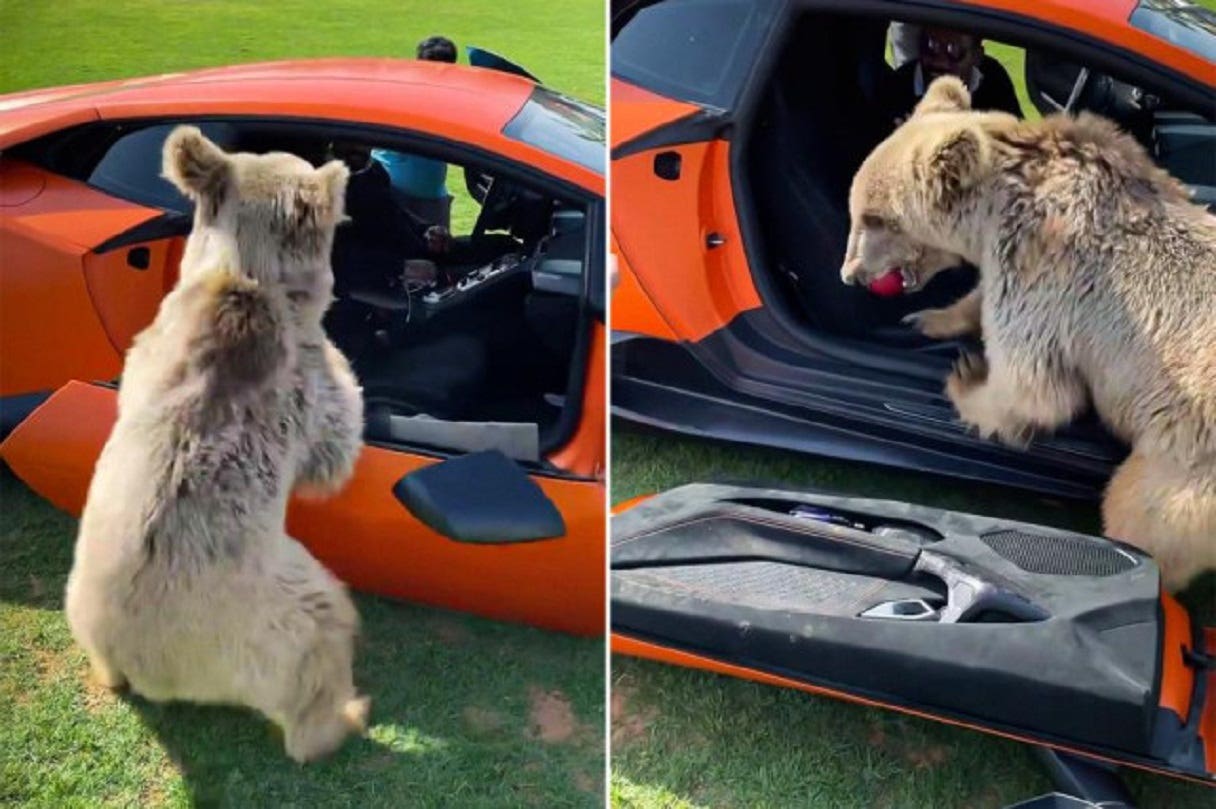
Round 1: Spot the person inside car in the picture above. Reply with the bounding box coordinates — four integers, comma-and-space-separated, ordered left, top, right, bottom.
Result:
876, 26, 1023, 129
371, 35, 459, 228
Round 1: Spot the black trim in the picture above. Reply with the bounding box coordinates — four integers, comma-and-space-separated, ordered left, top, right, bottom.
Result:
1033, 748, 1136, 807
0, 391, 52, 437
391, 449, 567, 543
612, 332, 1121, 500
92, 210, 191, 254
611, 109, 732, 160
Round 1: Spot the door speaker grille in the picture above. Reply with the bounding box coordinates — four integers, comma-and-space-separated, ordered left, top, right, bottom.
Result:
980, 530, 1136, 577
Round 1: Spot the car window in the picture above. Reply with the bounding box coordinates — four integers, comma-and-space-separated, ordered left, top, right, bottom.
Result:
88, 122, 239, 212
502, 87, 604, 173
1130, 0, 1216, 62
612, 0, 776, 110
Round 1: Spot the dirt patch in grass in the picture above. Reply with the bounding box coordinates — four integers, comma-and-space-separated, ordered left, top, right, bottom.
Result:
610, 681, 657, 748
572, 768, 601, 795
527, 687, 577, 744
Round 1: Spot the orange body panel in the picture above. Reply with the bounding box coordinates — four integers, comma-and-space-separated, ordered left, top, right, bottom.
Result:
0, 382, 605, 635
547, 322, 607, 479
609, 79, 700, 148
611, 140, 761, 342
609, 234, 676, 341
1158, 593, 1195, 722
81, 237, 184, 356
613, 631, 1215, 785
0, 162, 168, 395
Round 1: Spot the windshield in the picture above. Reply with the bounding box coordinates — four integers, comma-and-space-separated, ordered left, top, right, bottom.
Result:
502, 86, 605, 174
1130, 0, 1216, 63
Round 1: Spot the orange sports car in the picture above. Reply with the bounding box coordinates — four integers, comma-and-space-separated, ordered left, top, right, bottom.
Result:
611, 0, 1214, 499
0, 57, 606, 635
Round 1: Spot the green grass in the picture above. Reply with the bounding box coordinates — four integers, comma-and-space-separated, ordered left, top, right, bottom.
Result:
0, 0, 606, 243
1, 468, 604, 808
0, 2, 604, 806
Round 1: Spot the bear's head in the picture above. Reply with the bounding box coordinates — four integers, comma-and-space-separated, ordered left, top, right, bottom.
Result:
163, 126, 349, 320
840, 76, 997, 293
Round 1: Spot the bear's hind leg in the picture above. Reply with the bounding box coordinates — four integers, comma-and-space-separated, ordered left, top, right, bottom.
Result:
1104, 451, 1216, 593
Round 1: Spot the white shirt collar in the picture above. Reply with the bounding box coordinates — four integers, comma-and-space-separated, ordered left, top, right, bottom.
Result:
914, 62, 983, 96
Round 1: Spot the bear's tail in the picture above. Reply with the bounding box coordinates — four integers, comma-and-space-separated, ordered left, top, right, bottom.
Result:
192, 267, 287, 392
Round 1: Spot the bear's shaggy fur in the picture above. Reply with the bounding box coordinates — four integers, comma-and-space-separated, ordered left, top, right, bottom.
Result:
65, 126, 369, 761
841, 77, 1216, 591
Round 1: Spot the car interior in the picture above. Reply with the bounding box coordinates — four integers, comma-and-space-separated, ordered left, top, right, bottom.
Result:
743, 12, 1216, 346
12, 120, 594, 463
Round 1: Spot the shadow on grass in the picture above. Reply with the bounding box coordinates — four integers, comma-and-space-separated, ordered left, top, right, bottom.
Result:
1, 465, 604, 808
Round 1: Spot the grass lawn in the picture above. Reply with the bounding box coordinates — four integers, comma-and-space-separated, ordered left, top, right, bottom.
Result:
610, 38, 1216, 809
0, 2, 605, 807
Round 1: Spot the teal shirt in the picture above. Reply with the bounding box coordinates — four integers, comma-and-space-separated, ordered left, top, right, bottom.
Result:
370, 149, 449, 199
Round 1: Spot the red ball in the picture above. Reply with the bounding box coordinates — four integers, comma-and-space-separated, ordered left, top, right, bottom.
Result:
867, 269, 904, 298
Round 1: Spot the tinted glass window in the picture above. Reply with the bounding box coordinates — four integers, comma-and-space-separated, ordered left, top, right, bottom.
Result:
502, 87, 605, 174
1131, 0, 1216, 62
612, 0, 774, 109
89, 122, 239, 212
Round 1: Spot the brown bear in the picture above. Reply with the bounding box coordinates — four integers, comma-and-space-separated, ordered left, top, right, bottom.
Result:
840, 76, 1216, 591
64, 127, 369, 762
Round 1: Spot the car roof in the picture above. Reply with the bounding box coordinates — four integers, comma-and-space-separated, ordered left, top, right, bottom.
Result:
0, 59, 603, 190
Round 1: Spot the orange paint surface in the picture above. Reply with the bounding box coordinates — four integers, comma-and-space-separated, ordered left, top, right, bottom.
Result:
609, 234, 677, 341
611, 140, 761, 342
1, 382, 605, 635
547, 322, 607, 479
1158, 593, 1195, 722
610, 78, 700, 148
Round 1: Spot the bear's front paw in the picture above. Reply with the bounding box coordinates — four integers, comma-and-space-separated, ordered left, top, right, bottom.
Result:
947, 352, 988, 395
903, 308, 977, 339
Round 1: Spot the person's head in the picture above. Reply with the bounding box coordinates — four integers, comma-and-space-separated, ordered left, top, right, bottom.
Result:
918, 27, 983, 84
416, 36, 457, 63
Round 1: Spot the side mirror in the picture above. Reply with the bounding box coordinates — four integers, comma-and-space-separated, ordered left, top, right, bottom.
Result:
393, 450, 566, 543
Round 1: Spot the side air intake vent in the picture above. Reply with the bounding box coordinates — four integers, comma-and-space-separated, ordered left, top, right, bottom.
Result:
980, 530, 1137, 577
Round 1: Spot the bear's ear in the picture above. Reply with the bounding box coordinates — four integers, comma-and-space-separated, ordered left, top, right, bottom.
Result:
162, 126, 232, 201
315, 159, 350, 224
924, 124, 989, 205
913, 75, 972, 118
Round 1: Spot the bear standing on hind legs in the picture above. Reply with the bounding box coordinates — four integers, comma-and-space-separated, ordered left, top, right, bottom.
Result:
64, 126, 369, 762
841, 76, 1216, 592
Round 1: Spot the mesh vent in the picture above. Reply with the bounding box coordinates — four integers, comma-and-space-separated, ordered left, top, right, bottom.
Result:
980, 530, 1136, 577
617, 562, 887, 614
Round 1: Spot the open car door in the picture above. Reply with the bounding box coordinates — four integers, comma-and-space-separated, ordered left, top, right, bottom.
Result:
611, 484, 1216, 788
1, 381, 604, 635
609, 0, 778, 345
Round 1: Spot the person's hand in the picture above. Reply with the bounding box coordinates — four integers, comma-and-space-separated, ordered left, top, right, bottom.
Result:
402, 259, 438, 286
425, 225, 451, 254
